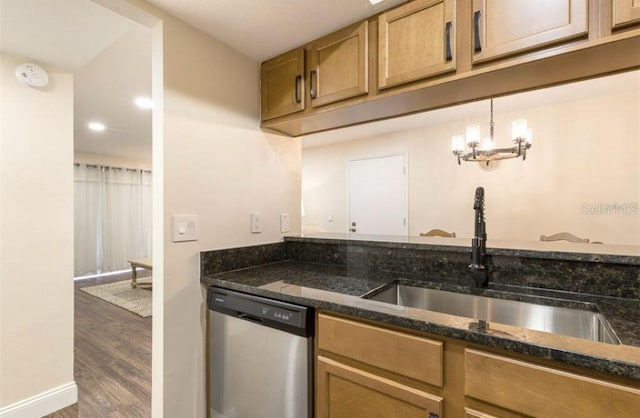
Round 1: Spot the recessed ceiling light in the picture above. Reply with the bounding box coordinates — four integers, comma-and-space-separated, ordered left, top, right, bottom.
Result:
134, 96, 153, 110
88, 122, 106, 132
369, 0, 385, 4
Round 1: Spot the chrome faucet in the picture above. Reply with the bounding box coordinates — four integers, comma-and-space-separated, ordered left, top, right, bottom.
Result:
469, 187, 489, 288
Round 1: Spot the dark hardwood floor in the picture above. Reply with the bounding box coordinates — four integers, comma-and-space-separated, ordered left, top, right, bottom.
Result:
47, 271, 152, 417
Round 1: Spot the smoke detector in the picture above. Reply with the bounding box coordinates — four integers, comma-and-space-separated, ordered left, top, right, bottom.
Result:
15, 63, 49, 87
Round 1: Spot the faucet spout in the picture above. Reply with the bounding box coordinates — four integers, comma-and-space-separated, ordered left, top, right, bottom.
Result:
469, 187, 489, 288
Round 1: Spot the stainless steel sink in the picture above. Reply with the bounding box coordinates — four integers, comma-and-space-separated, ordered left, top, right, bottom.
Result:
361, 282, 620, 344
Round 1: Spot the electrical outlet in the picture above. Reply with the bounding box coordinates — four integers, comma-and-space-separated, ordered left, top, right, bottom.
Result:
251, 212, 262, 233
280, 213, 290, 233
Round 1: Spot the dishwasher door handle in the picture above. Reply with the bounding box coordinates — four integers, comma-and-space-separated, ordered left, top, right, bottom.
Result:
238, 312, 264, 324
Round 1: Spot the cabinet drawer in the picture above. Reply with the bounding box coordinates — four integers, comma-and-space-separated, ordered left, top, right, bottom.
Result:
318, 313, 443, 387
317, 355, 443, 418
465, 349, 640, 417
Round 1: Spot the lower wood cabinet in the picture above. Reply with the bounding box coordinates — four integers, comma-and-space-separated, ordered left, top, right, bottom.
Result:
317, 312, 640, 418
465, 349, 640, 417
317, 355, 443, 418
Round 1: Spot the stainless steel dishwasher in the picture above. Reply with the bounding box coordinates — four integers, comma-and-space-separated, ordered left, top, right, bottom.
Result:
207, 286, 313, 418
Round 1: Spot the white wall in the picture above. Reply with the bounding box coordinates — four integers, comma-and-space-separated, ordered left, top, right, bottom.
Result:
0, 55, 75, 412
302, 89, 640, 246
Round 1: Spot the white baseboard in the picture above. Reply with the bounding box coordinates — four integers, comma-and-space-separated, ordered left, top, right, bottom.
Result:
0, 382, 77, 418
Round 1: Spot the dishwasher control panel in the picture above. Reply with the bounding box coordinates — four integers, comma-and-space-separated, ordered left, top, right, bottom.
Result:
260, 305, 299, 324
208, 287, 312, 336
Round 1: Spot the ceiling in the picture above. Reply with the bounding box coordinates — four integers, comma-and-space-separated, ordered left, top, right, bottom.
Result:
145, 0, 408, 61
0, 0, 152, 161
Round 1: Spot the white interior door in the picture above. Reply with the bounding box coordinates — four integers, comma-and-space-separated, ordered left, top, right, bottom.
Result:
349, 154, 408, 236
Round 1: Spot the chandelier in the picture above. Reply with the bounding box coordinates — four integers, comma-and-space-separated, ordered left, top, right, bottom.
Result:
451, 99, 532, 165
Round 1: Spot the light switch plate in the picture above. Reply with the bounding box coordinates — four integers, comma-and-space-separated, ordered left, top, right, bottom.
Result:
172, 215, 199, 242
280, 213, 290, 233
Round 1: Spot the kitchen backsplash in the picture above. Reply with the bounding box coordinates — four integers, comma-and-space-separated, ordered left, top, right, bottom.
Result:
201, 238, 639, 300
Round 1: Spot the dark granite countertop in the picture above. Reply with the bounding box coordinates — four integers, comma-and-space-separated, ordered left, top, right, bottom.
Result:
202, 260, 640, 381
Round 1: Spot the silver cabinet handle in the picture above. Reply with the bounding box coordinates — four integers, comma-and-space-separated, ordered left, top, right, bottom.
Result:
473, 11, 482, 52
294, 75, 302, 103
309, 70, 317, 99
445, 21, 453, 61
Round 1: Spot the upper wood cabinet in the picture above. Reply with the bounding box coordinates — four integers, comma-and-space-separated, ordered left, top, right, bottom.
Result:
613, 0, 640, 28
309, 21, 368, 108
260, 48, 305, 120
471, 0, 588, 64
260, 0, 640, 135
378, 0, 456, 89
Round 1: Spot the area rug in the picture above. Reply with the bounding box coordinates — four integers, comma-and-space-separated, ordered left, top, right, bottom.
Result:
80, 278, 152, 317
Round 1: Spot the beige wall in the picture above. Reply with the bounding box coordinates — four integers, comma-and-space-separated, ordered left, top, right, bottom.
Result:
0, 55, 75, 408
160, 17, 300, 417
302, 90, 640, 246
107, 1, 302, 416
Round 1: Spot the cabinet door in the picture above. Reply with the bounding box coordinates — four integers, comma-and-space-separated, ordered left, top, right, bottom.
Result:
309, 21, 368, 108
316, 356, 443, 418
613, 0, 640, 28
472, 0, 588, 64
261, 48, 305, 120
378, 0, 456, 89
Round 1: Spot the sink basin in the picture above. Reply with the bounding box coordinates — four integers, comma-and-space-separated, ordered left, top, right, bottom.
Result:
361, 282, 620, 345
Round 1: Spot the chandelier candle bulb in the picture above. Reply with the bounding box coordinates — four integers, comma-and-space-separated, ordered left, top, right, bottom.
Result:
512, 119, 528, 141
451, 135, 465, 152
466, 125, 481, 146
481, 137, 494, 151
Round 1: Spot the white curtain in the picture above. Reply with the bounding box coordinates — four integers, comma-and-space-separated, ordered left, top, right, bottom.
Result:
74, 164, 152, 276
